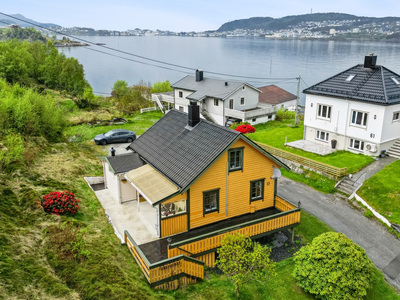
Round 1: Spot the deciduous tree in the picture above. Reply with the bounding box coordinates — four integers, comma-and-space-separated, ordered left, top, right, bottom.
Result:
216, 233, 276, 297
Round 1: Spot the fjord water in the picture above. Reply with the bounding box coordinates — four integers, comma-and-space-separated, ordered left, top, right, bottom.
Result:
60, 36, 400, 102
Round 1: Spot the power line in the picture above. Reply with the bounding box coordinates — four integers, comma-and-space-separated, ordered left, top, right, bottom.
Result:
0, 12, 300, 82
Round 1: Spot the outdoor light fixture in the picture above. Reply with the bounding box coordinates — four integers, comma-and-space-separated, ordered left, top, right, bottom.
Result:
374, 115, 377, 119
167, 238, 172, 246
298, 201, 301, 207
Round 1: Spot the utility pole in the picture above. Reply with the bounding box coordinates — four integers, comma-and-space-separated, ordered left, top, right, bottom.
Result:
295, 76, 301, 125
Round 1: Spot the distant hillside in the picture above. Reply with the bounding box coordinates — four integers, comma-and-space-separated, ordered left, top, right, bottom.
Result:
218, 13, 400, 31
0, 14, 61, 29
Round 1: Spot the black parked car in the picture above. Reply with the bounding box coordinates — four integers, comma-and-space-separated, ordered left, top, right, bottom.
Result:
94, 129, 136, 145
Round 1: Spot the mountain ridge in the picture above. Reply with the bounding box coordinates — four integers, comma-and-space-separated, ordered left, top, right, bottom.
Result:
217, 13, 400, 32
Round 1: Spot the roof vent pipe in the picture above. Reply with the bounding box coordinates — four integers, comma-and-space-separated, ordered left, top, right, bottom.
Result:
196, 69, 203, 82
364, 54, 377, 69
110, 147, 116, 157
188, 101, 200, 127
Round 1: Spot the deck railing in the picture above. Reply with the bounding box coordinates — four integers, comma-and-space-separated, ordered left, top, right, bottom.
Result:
125, 231, 205, 289
255, 141, 347, 179
168, 197, 300, 258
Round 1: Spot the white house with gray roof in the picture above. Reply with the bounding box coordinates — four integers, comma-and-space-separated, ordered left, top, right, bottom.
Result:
303, 55, 400, 158
171, 70, 277, 126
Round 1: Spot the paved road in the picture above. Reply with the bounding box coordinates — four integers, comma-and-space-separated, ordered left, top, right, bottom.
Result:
279, 176, 400, 290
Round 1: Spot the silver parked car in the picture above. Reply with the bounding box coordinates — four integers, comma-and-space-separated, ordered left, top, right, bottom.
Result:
94, 129, 136, 145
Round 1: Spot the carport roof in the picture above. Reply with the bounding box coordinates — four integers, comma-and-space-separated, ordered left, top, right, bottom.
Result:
124, 164, 179, 205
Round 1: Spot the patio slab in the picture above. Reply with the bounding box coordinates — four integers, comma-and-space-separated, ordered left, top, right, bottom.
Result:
286, 140, 335, 156
95, 189, 159, 244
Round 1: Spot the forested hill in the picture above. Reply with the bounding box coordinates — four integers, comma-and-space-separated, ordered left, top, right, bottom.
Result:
0, 14, 60, 29
217, 13, 400, 31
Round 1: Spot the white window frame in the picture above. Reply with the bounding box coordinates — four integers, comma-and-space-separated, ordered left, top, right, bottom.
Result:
316, 130, 329, 142
179, 106, 184, 112
214, 99, 219, 106
350, 110, 368, 128
317, 104, 332, 120
393, 111, 400, 122
349, 138, 364, 151
240, 97, 245, 106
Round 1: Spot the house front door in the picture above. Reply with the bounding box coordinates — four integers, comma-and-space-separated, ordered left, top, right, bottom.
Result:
229, 99, 233, 109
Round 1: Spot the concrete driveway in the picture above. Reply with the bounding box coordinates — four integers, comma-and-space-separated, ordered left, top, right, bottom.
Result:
279, 176, 400, 290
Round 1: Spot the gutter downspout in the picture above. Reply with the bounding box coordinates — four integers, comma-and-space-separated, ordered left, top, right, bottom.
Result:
117, 175, 122, 204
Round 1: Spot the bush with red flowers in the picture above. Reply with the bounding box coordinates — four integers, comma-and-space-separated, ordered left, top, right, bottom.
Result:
235, 124, 256, 134
42, 191, 79, 215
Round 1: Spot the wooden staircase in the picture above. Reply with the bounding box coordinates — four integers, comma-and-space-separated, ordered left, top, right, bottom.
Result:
387, 139, 400, 159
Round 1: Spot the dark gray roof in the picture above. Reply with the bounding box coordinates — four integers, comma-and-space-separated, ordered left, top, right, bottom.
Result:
128, 110, 240, 190
171, 75, 260, 101
128, 110, 289, 193
106, 152, 144, 174
303, 64, 400, 105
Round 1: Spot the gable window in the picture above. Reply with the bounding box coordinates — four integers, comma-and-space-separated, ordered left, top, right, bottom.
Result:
203, 189, 219, 215
349, 138, 364, 151
393, 111, 400, 122
179, 91, 183, 98
228, 148, 243, 172
317, 104, 331, 120
250, 179, 265, 202
351, 110, 368, 127
240, 97, 245, 105
242, 86, 246, 90
316, 130, 329, 142
214, 99, 219, 106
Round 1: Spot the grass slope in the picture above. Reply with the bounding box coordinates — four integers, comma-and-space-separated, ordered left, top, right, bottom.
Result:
358, 160, 400, 225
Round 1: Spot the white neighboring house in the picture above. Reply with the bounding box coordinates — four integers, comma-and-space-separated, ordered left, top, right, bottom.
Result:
303, 55, 400, 157
103, 152, 144, 203
171, 69, 277, 126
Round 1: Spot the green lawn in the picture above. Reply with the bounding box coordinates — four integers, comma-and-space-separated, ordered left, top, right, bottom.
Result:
166, 211, 399, 300
64, 111, 164, 141
250, 121, 374, 174
358, 160, 400, 225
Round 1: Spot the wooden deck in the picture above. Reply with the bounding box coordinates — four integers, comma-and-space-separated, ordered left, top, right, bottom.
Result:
124, 194, 301, 290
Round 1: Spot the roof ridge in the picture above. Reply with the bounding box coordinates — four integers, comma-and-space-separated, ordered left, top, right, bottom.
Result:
380, 66, 389, 104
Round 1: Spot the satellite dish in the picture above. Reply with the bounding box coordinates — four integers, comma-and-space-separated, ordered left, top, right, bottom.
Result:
272, 167, 282, 179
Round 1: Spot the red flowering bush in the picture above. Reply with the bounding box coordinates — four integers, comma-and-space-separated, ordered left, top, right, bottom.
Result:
235, 124, 256, 134
42, 191, 79, 215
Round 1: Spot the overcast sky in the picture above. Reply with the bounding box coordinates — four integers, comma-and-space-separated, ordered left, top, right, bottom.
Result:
3, 0, 400, 32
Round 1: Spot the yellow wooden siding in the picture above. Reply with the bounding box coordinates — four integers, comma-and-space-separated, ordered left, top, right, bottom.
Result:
169, 210, 300, 259
154, 276, 197, 290
163, 192, 187, 204
196, 252, 216, 267
189, 138, 275, 229
161, 214, 187, 237
275, 196, 296, 211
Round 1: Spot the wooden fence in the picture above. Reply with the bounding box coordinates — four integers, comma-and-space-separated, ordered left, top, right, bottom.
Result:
255, 141, 347, 179
168, 203, 300, 260
125, 231, 204, 289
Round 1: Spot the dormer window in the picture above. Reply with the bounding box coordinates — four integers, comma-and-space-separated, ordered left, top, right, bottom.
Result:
391, 77, 400, 85
345, 74, 356, 82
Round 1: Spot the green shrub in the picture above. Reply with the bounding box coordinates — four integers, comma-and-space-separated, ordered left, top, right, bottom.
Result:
293, 232, 374, 300
0, 134, 25, 173
276, 108, 295, 121
229, 121, 250, 130
364, 209, 373, 218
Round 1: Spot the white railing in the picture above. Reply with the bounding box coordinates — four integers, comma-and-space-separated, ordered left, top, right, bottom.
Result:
353, 172, 367, 192
225, 106, 276, 120
140, 107, 158, 113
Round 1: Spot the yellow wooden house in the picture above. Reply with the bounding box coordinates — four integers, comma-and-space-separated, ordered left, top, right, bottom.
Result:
115, 102, 300, 290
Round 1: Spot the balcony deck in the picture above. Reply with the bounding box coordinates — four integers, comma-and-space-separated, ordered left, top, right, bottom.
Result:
140, 206, 280, 264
